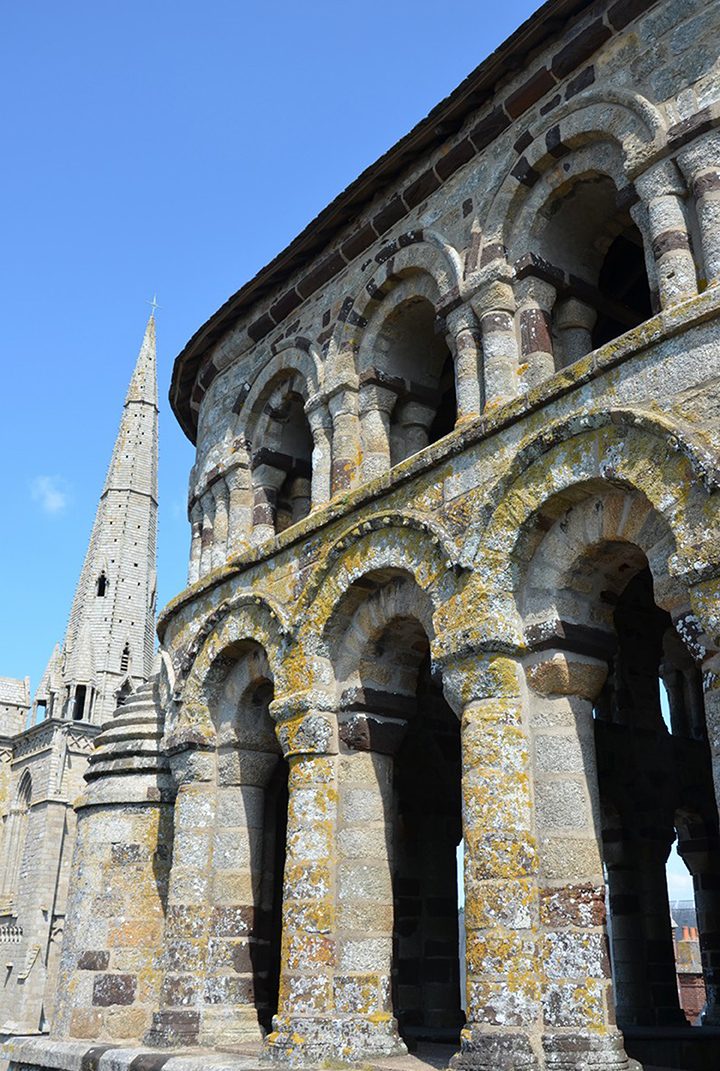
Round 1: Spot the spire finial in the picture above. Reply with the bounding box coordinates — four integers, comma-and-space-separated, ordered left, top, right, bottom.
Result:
146, 293, 162, 317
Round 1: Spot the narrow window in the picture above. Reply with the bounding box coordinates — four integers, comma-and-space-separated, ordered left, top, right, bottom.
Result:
73, 685, 87, 721
120, 644, 130, 674
97, 573, 107, 597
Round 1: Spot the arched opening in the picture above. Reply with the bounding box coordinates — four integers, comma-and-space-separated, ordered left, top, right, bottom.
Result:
518, 482, 720, 1067
333, 574, 464, 1051
362, 294, 457, 472
251, 379, 313, 538
120, 643, 130, 674
0, 771, 32, 915
97, 573, 107, 597
531, 174, 652, 369
211, 643, 288, 1035
392, 648, 464, 1045
585, 561, 719, 1051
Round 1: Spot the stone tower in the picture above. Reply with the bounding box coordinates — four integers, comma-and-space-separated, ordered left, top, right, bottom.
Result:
33, 314, 159, 725
0, 316, 159, 1037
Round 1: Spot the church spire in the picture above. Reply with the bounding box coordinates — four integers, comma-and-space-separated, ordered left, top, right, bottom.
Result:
41, 315, 159, 724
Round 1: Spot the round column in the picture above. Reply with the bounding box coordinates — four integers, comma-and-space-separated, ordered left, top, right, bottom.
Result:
446, 306, 482, 423
211, 479, 229, 571
636, 160, 698, 308
328, 384, 360, 495
515, 276, 557, 386
678, 130, 720, 289
188, 500, 203, 585
470, 274, 520, 412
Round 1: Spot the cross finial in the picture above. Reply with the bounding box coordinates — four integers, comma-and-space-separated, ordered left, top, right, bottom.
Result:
146, 293, 162, 317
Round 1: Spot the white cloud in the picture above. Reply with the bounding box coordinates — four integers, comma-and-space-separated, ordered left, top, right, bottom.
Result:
30, 475, 70, 515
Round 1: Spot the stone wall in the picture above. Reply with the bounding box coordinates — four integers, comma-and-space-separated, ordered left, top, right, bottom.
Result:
17, 1, 720, 1070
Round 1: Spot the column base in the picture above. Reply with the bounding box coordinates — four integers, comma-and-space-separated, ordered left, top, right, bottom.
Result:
143, 1010, 201, 1047
543, 1031, 640, 1070
449, 1028, 540, 1070
263, 1013, 407, 1065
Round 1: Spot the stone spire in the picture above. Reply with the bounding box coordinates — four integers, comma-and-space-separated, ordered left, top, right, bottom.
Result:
42, 315, 159, 724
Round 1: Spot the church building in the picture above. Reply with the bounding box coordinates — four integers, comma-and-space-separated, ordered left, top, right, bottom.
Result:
4, 0, 720, 1069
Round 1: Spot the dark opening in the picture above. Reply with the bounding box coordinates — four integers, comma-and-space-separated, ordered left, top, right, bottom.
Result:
594, 566, 720, 1047
97, 573, 107, 597
393, 652, 464, 1046
592, 225, 653, 350
255, 752, 289, 1031
427, 355, 457, 445
120, 644, 130, 674
374, 296, 457, 465
73, 685, 87, 721
230, 676, 288, 1034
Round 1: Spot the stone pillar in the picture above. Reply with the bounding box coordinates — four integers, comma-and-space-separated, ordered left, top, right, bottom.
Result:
516, 276, 557, 386
334, 708, 409, 1057
188, 500, 202, 586
470, 277, 520, 412
328, 384, 360, 495
446, 306, 482, 423
636, 160, 697, 308
306, 398, 333, 509
211, 479, 229, 571
252, 462, 285, 544
442, 652, 541, 1071
144, 745, 216, 1048
358, 382, 397, 483
524, 647, 633, 1069
263, 696, 349, 1063
678, 131, 720, 289
554, 298, 597, 368
392, 399, 436, 461
199, 490, 215, 578
225, 458, 253, 557
51, 678, 175, 1044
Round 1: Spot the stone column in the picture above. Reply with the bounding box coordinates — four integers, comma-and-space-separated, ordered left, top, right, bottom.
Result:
333, 708, 409, 1058
678, 130, 720, 289
636, 160, 698, 308
470, 275, 520, 412
328, 384, 360, 495
446, 306, 482, 423
442, 651, 541, 1071
199, 490, 215, 578
251, 462, 285, 544
52, 677, 175, 1044
306, 398, 333, 509
554, 298, 597, 368
263, 695, 349, 1063
211, 479, 229, 571
225, 458, 253, 557
524, 647, 632, 1069
516, 276, 557, 386
358, 382, 397, 483
392, 399, 436, 461
188, 500, 203, 586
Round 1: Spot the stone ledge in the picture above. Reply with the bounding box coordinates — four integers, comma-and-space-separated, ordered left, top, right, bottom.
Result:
0, 1038, 265, 1071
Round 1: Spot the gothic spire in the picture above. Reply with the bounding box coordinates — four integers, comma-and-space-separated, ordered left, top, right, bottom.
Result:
41, 315, 159, 723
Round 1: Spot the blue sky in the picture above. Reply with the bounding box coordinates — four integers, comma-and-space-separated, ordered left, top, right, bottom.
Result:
0, 2, 693, 900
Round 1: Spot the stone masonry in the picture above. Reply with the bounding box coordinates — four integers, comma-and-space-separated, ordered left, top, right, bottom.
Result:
5, 1, 720, 1069
0, 319, 158, 1037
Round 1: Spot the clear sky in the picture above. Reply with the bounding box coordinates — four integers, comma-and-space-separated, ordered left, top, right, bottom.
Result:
0, 2, 693, 899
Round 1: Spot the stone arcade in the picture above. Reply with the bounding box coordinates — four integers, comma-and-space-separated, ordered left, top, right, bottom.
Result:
6, 0, 720, 1068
